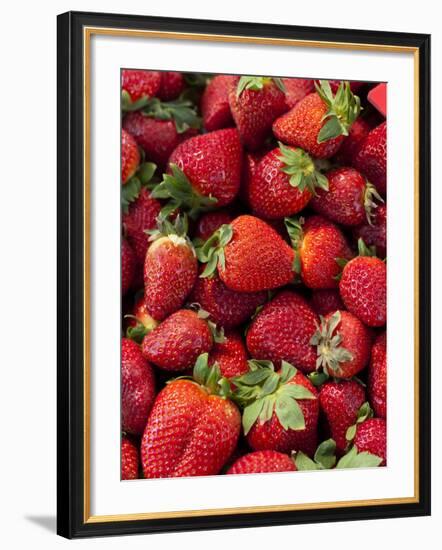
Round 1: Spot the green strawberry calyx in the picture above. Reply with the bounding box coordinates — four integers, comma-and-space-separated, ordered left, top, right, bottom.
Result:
121, 89, 152, 112
195, 224, 234, 278
124, 314, 158, 344
122, 161, 157, 214
140, 96, 201, 134
284, 216, 305, 275
192, 353, 231, 398
357, 237, 378, 258
236, 76, 286, 97
363, 181, 384, 225
345, 401, 373, 442
151, 163, 218, 220
310, 311, 354, 378
232, 360, 316, 436
277, 143, 329, 195
195, 308, 226, 344
295, 438, 382, 470
146, 213, 196, 255
315, 80, 361, 143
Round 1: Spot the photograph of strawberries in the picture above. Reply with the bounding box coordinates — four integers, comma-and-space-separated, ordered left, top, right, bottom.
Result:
121, 70, 387, 481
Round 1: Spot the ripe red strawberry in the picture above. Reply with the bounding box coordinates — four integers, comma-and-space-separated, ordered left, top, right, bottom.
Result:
152, 128, 242, 216
121, 436, 139, 480
240, 150, 266, 204
328, 80, 364, 94
190, 267, 266, 329
228, 76, 288, 150
339, 239, 386, 327
310, 310, 372, 379
141, 309, 214, 371
273, 81, 361, 159
125, 296, 159, 343
121, 338, 156, 435
122, 238, 136, 295
335, 116, 373, 165
310, 289, 344, 316
197, 215, 294, 292
354, 418, 386, 465
353, 121, 387, 196
246, 291, 318, 373
121, 129, 140, 184
194, 210, 234, 242
209, 331, 249, 379
122, 69, 161, 102
235, 361, 319, 455
282, 78, 315, 109
247, 144, 328, 219
353, 203, 387, 258
141, 354, 241, 477
368, 332, 387, 418
144, 216, 197, 321
201, 75, 235, 131
310, 167, 383, 226
227, 450, 296, 474
157, 71, 185, 101
285, 215, 352, 289
123, 188, 162, 266
319, 380, 366, 454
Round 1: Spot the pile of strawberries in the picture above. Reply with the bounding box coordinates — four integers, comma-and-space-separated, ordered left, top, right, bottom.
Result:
121, 70, 387, 480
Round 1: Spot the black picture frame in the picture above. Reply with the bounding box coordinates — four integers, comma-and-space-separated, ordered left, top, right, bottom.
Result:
57, 10, 431, 539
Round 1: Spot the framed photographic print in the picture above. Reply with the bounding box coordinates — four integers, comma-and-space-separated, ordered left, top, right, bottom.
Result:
57, 11, 431, 539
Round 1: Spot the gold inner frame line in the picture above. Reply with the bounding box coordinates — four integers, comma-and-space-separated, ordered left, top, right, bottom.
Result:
82, 26, 420, 524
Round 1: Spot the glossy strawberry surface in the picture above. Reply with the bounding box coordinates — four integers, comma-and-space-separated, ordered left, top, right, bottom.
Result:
122, 70, 161, 101
121, 238, 136, 295
157, 71, 185, 101
121, 128, 140, 184
121, 436, 139, 480
353, 203, 387, 258
201, 75, 235, 131
310, 289, 344, 316
354, 122, 387, 196
282, 78, 315, 109
194, 210, 234, 242
354, 418, 387, 465
209, 331, 249, 379
368, 332, 387, 418
227, 450, 296, 474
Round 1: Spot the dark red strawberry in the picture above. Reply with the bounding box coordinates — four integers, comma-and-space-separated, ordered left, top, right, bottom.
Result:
122, 69, 161, 102
310, 310, 372, 379
336, 116, 373, 165
121, 128, 140, 184
209, 331, 249, 379
144, 216, 197, 321
285, 215, 353, 289
319, 380, 366, 455
339, 239, 386, 327
234, 361, 319, 455
328, 80, 364, 94
121, 338, 156, 435
194, 210, 233, 242
141, 354, 241, 477
152, 128, 242, 216
157, 71, 185, 101
354, 418, 386, 465
353, 121, 387, 196
310, 289, 344, 316
197, 215, 294, 292
125, 296, 159, 343
190, 267, 266, 329
122, 238, 136, 295
228, 76, 288, 150
368, 332, 387, 418
227, 450, 296, 474
141, 309, 214, 371
121, 436, 139, 480
273, 81, 361, 159
310, 167, 383, 226
246, 291, 318, 373
240, 150, 266, 204
353, 203, 387, 258
282, 78, 315, 109
201, 75, 235, 131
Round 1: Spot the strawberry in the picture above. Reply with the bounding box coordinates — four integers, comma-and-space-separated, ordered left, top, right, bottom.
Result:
353, 203, 387, 258
228, 76, 288, 150
226, 450, 296, 474
144, 216, 197, 321
209, 331, 249, 379
354, 418, 386, 465
234, 360, 319, 455
353, 121, 387, 196
368, 332, 387, 418
121, 436, 139, 480
273, 80, 361, 159
335, 116, 373, 165
190, 267, 266, 329
125, 296, 159, 343
310, 310, 372, 379
247, 144, 328, 219
328, 80, 364, 94
310, 167, 383, 226
201, 75, 235, 131
141, 354, 241, 478
282, 78, 315, 109
310, 289, 344, 316
194, 210, 234, 242
121, 69, 161, 103
152, 128, 242, 217
339, 239, 387, 327
285, 215, 352, 289
141, 309, 215, 371
318, 380, 366, 454
246, 291, 318, 373
122, 238, 136, 295
197, 215, 294, 292
157, 71, 185, 101
121, 338, 156, 435
121, 128, 140, 184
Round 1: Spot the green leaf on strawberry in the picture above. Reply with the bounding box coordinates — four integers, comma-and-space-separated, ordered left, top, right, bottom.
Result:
236, 76, 286, 97
364, 181, 384, 225
295, 438, 337, 470
141, 96, 201, 134
277, 143, 329, 195
336, 445, 383, 469
195, 224, 234, 278
122, 161, 157, 213
345, 401, 373, 442
121, 89, 151, 112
